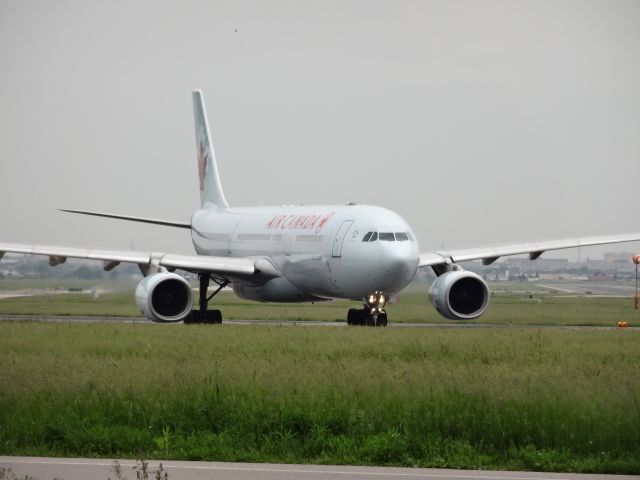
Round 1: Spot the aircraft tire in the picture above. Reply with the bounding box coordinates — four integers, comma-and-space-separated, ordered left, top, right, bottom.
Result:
185, 310, 222, 324
348, 309, 388, 326
185, 310, 199, 324
208, 310, 223, 324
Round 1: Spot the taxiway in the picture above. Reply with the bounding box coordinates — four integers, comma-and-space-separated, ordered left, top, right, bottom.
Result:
0, 457, 635, 480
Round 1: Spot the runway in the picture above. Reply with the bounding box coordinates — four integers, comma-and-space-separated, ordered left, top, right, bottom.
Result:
0, 457, 635, 480
537, 283, 636, 296
0, 314, 635, 330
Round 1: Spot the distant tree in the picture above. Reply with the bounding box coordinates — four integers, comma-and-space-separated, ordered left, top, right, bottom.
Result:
74, 265, 105, 280
34, 262, 53, 278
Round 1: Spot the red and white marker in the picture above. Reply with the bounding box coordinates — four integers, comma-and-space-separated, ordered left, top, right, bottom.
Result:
634, 255, 640, 310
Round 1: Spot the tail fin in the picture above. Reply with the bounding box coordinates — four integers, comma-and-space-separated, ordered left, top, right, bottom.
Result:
193, 90, 229, 209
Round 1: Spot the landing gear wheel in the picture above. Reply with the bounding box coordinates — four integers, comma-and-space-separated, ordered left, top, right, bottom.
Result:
185, 274, 227, 325
349, 291, 390, 327
347, 308, 358, 325
366, 313, 376, 327
346, 309, 388, 327
184, 309, 222, 324
207, 310, 222, 324
184, 310, 199, 324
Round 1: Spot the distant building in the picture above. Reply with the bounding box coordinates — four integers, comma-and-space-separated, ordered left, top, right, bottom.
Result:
603, 251, 636, 265
505, 257, 569, 272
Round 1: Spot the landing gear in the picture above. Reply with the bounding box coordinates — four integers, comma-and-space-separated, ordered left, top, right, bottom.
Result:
184, 273, 227, 324
347, 309, 388, 326
347, 291, 389, 327
187, 309, 222, 324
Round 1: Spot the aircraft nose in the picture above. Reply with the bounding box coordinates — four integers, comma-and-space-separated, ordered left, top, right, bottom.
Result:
377, 243, 419, 292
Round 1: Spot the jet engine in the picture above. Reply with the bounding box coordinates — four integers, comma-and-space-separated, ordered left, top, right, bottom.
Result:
135, 272, 193, 323
428, 268, 489, 320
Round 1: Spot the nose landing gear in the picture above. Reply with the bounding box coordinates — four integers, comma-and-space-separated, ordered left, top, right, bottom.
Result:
347, 291, 388, 327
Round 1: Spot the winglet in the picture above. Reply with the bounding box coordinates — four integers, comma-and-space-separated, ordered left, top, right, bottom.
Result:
193, 90, 229, 209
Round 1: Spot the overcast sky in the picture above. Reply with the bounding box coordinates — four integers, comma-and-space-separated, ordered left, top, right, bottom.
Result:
1, 0, 639, 260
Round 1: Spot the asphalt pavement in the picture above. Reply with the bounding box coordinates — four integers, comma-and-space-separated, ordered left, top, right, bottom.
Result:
1, 457, 636, 480
1, 314, 637, 330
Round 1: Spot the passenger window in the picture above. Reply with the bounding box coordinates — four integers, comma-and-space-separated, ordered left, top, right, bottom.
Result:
395, 232, 408, 241
369, 232, 378, 242
362, 232, 373, 242
379, 232, 395, 241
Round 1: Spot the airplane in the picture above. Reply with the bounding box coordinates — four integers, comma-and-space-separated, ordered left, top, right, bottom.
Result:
2, 90, 640, 326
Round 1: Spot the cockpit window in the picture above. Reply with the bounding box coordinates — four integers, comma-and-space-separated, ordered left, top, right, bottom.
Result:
364, 231, 413, 242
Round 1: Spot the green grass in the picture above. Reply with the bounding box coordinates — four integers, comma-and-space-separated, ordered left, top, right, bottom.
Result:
0, 279, 132, 291
0, 322, 639, 473
0, 286, 638, 327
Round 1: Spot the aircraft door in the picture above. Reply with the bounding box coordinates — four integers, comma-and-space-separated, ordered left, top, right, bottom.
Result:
332, 220, 354, 257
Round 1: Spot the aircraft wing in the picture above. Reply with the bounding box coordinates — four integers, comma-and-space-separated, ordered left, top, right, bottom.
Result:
0, 242, 262, 281
419, 233, 640, 268
59, 209, 191, 229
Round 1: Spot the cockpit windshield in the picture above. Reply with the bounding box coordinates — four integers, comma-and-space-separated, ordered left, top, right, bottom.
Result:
362, 231, 413, 242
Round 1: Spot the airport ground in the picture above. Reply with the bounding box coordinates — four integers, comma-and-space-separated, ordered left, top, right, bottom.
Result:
2, 457, 638, 480
0, 278, 638, 326
0, 280, 639, 475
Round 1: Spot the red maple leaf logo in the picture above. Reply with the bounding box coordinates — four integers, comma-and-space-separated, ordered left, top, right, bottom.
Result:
198, 141, 208, 191
315, 212, 335, 233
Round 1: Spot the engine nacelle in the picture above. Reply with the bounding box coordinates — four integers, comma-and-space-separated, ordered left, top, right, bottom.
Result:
135, 272, 193, 323
428, 269, 489, 320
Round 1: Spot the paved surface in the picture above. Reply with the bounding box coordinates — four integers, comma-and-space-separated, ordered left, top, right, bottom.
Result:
1, 457, 637, 480
538, 283, 636, 296
0, 314, 637, 330
0, 290, 73, 300
0, 314, 151, 323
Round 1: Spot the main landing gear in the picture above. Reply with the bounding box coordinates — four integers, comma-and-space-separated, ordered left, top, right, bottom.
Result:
184, 273, 227, 324
347, 291, 389, 327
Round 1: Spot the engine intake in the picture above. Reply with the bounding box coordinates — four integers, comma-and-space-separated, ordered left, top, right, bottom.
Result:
428, 269, 489, 320
135, 272, 193, 323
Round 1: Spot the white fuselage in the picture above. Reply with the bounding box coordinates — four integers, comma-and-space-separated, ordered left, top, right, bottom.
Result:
191, 204, 420, 302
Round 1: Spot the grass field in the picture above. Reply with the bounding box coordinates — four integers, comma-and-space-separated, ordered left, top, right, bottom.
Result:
0, 283, 638, 326
0, 321, 639, 473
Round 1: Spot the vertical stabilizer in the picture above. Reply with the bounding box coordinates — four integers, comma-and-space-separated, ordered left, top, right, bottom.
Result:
193, 90, 229, 209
